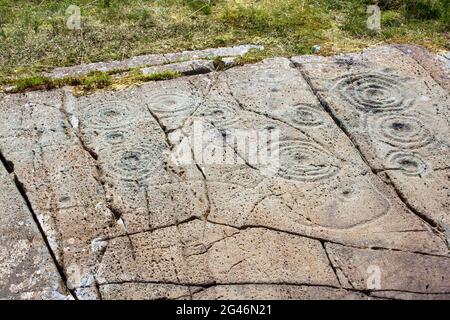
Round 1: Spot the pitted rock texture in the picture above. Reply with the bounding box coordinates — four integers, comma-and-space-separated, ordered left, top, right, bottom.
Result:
0, 163, 71, 299
293, 45, 450, 242
0, 45, 449, 300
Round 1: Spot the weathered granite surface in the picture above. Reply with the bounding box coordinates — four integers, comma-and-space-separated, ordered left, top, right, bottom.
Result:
141, 60, 215, 76
395, 45, 450, 92
44, 45, 263, 79
0, 162, 71, 299
0, 45, 449, 300
293, 45, 450, 243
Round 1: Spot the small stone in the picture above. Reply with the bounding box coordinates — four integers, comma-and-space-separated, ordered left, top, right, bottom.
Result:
311, 45, 321, 53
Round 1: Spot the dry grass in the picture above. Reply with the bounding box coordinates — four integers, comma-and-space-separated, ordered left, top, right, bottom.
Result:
0, 0, 448, 85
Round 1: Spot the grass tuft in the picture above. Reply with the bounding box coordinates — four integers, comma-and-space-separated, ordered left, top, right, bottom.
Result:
404, 0, 441, 20
233, 48, 267, 65
212, 56, 226, 70
7, 68, 184, 94
132, 69, 182, 82
80, 71, 112, 90
9, 72, 112, 93
14, 76, 53, 92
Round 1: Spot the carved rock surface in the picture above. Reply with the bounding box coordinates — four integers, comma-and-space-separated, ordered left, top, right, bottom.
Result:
0, 163, 71, 299
0, 45, 448, 300
293, 45, 450, 242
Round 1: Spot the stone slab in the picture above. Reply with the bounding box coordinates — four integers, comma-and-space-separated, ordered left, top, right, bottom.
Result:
326, 243, 450, 293
95, 220, 338, 286
202, 57, 446, 255
100, 283, 200, 300
395, 45, 450, 92
45, 45, 263, 79
0, 90, 125, 296
141, 60, 215, 76
0, 45, 449, 300
0, 163, 70, 299
162, 45, 264, 63
293, 45, 450, 241
100, 283, 373, 300
192, 285, 371, 300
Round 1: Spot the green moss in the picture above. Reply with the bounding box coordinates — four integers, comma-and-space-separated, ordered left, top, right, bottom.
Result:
212, 56, 226, 70
80, 71, 112, 90
53, 76, 83, 87
233, 48, 267, 65
14, 76, 53, 92
8, 72, 110, 93
6, 68, 184, 94
132, 69, 182, 82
